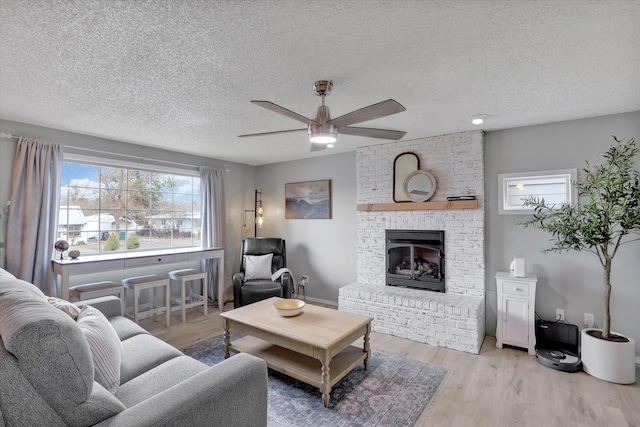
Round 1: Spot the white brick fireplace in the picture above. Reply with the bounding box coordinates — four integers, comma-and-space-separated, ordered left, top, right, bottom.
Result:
338, 130, 486, 354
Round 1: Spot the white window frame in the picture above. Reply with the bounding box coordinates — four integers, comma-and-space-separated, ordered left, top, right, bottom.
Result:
59, 151, 201, 256
498, 169, 577, 215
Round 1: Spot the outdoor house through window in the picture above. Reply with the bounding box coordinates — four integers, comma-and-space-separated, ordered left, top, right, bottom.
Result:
58, 160, 201, 255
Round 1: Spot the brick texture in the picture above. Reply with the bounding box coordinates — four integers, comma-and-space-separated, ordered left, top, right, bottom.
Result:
344, 130, 486, 353
356, 130, 485, 296
339, 282, 486, 354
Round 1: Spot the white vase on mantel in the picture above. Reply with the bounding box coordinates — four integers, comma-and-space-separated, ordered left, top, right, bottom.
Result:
581, 328, 636, 384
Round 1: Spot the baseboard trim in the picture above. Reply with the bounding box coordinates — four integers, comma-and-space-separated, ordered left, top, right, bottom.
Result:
302, 296, 337, 307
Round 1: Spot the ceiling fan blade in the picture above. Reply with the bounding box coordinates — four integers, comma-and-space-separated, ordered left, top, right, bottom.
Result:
328, 99, 406, 128
310, 142, 328, 152
238, 128, 307, 138
251, 101, 318, 126
339, 126, 407, 140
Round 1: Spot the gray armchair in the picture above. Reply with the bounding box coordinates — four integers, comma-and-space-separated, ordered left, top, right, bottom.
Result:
233, 238, 293, 308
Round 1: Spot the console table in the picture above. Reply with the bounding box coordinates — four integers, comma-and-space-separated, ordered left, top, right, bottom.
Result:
52, 246, 225, 311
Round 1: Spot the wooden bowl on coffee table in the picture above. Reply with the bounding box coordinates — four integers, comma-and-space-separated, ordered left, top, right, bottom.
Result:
273, 299, 305, 317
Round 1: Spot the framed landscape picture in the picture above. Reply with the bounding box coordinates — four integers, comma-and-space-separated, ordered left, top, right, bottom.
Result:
285, 180, 332, 219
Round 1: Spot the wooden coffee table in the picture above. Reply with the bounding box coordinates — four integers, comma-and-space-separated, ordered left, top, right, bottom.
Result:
220, 297, 373, 407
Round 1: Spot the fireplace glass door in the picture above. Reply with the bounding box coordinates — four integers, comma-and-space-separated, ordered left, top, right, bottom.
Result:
386, 230, 445, 292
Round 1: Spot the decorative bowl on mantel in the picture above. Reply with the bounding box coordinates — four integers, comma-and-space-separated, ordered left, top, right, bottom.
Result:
273, 299, 305, 317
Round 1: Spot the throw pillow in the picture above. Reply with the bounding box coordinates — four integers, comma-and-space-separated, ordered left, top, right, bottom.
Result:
47, 297, 82, 319
243, 254, 274, 281
77, 305, 122, 394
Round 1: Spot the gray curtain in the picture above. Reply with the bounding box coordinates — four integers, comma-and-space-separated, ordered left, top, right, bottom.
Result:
199, 166, 230, 306
6, 137, 63, 296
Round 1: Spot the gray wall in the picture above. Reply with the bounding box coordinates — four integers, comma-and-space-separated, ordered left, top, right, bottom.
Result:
0, 119, 255, 286
3, 111, 639, 356
255, 152, 358, 304
484, 111, 640, 355
256, 111, 640, 355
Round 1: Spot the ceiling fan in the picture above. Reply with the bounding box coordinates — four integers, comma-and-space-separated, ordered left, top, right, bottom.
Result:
238, 80, 407, 151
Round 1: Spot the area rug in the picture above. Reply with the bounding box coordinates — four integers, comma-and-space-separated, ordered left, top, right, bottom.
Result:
181, 333, 449, 427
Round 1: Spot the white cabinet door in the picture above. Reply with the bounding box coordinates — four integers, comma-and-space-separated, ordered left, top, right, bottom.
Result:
503, 296, 529, 347
496, 272, 537, 355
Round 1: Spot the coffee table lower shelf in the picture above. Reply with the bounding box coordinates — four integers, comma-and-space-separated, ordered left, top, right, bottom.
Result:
228, 335, 367, 390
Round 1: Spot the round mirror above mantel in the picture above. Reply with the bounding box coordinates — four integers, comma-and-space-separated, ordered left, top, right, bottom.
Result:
403, 170, 437, 202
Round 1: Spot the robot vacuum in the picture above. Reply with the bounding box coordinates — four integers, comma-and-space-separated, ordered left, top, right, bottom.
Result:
535, 319, 582, 372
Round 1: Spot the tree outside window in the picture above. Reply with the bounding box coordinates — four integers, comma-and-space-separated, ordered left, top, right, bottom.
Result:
58, 161, 200, 255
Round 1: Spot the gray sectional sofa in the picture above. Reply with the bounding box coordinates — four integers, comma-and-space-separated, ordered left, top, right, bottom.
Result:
0, 269, 268, 426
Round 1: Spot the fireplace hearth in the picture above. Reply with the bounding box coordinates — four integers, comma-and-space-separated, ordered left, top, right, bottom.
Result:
386, 229, 445, 292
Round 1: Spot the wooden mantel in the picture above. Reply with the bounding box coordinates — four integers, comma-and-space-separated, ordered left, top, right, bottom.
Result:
357, 200, 478, 212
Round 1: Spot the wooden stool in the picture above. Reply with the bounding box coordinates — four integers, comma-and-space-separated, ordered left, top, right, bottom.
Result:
167, 269, 208, 322
69, 281, 125, 305
122, 275, 170, 327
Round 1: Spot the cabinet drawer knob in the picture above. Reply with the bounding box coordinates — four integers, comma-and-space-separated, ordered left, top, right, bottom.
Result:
514, 287, 523, 292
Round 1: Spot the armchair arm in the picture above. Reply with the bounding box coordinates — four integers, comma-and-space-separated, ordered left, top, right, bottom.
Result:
279, 271, 294, 298
232, 272, 245, 307
94, 353, 268, 427
76, 296, 123, 317
232, 272, 245, 287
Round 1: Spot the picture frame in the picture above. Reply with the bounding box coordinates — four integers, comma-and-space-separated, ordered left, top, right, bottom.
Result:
285, 180, 332, 219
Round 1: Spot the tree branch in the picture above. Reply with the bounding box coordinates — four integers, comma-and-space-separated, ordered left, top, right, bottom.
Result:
619, 236, 640, 246
595, 245, 606, 269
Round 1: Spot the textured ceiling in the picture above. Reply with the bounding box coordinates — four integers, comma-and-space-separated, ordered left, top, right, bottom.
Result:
1, 0, 639, 166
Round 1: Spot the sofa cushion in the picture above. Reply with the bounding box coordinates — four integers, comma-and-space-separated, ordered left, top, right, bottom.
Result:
0, 337, 67, 427
0, 279, 93, 403
0, 267, 16, 279
243, 253, 273, 280
116, 355, 208, 407
120, 333, 182, 384
0, 276, 124, 425
108, 315, 150, 341
0, 343, 125, 427
77, 305, 123, 394
0, 269, 46, 298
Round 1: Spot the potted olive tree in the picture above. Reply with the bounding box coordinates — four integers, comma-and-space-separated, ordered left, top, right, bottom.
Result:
521, 136, 639, 384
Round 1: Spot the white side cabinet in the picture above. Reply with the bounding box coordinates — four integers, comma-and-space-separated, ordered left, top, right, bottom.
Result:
495, 272, 537, 355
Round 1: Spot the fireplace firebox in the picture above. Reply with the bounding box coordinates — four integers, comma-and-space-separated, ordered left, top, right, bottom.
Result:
386, 229, 445, 292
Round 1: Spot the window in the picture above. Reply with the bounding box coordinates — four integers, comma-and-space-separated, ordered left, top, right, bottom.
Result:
58, 160, 200, 255
498, 169, 576, 215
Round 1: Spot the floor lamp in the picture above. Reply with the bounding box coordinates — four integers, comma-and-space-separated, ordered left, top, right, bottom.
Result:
243, 190, 263, 237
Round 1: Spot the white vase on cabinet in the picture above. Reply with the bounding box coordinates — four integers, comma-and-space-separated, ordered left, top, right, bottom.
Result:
495, 272, 537, 355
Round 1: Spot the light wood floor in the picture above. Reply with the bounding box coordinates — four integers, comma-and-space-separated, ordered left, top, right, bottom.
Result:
139, 303, 640, 427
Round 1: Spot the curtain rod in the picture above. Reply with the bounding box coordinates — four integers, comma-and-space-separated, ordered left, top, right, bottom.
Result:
0, 132, 229, 172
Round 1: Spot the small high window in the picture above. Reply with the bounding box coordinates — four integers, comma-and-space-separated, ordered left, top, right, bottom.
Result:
498, 169, 576, 215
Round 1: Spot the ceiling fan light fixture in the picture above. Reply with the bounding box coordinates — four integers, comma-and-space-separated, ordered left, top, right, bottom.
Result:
308, 123, 337, 144
310, 134, 337, 144
241, 80, 406, 152
471, 114, 489, 125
